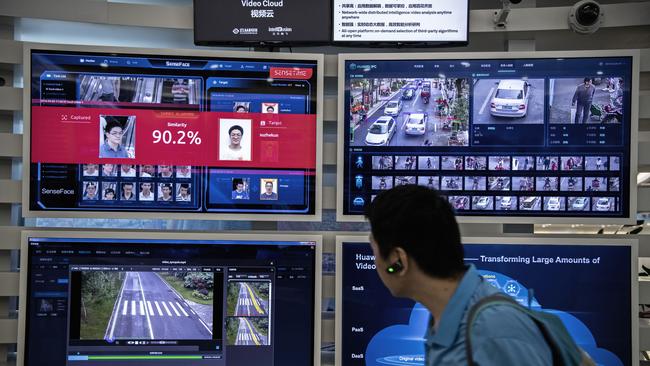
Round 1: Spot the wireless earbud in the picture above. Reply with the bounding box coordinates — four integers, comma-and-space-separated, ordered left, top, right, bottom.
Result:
386, 259, 403, 274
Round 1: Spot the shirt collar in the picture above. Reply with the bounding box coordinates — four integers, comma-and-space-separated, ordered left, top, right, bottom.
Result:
425, 264, 482, 347
104, 142, 123, 152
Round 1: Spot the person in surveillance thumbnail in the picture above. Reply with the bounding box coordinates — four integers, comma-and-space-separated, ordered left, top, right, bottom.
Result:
572, 77, 596, 124
100, 116, 129, 158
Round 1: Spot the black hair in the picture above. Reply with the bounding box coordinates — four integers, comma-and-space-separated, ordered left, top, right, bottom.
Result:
160, 183, 172, 190
179, 183, 189, 189
265, 181, 273, 186
364, 185, 465, 279
228, 125, 244, 136
103, 117, 123, 134
584, 77, 591, 83
235, 105, 247, 112
266, 105, 275, 112
104, 188, 115, 195
233, 178, 244, 187
122, 182, 133, 188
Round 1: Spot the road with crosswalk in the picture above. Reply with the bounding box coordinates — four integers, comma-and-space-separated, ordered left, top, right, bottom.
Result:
233, 282, 268, 317
234, 317, 268, 346
104, 272, 212, 341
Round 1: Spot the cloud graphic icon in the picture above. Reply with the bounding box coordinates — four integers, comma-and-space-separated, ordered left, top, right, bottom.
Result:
364, 271, 623, 366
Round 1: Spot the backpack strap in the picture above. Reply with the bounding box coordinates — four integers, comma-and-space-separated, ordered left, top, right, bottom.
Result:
465, 293, 563, 366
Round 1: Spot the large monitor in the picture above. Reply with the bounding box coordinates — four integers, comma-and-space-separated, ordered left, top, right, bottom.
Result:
18, 231, 322, 366
337, 51, 639, 223
24, 43, 323, 221
194, 0, 331, 46
336, 236, 638, 366
332, 0, 469, 46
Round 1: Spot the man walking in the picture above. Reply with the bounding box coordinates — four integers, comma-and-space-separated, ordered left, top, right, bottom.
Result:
572, 78, 596, 124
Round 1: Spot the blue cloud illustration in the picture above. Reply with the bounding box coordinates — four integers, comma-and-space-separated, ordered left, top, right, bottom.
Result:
364, 271, 623, 366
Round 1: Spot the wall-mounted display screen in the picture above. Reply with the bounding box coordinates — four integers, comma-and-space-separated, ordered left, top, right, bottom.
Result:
333, 0, 469, 44
337, 238, 636, 366
339, 53, 635, 221
22, 234, 320, 366
27, 48, 321, 219
194, 0, 331, 46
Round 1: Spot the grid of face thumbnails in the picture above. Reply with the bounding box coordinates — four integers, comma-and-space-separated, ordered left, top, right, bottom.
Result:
79, 164, 194, 204
359, 154, 622, 213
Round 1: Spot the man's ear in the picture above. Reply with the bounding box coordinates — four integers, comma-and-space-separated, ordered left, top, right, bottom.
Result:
392, 247, 410, 275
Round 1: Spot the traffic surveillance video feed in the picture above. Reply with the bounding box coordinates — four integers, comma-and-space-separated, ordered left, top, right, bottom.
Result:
342, 56, 633, 220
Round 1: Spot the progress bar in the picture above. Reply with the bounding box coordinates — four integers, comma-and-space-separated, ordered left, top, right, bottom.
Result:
69, 355, 204, 361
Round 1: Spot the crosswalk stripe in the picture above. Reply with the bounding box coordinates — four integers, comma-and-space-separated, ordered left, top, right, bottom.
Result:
176, 302, 189, 317
155, 301, 163, 316
168, 302, 181, 316
139, 301, 145, 316
147, 301, 154, 316
122, 300, 128, 315
131, 300, 136, 316
161, 301, 172, 316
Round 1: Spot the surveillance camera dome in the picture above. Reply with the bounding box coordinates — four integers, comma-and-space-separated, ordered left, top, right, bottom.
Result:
568, 0, 604, 34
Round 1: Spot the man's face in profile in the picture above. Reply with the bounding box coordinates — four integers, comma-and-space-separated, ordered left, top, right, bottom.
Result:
265, 182, 273, 194
230, 130, 242, 146
141, 183, 151, 193
236, 183, 244, 192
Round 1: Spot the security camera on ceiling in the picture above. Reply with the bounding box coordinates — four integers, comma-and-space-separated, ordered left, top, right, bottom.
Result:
494, 0, 523, 29
568, 0, 604, 34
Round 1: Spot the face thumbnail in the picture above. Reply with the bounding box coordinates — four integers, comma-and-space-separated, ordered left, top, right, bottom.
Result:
472, 78, 544, 124
83, 164, 99, 176
349, 78, 470, 148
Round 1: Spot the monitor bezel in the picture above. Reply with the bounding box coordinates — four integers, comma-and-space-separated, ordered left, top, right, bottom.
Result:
22, 42, 324, 221
17, 230, 323, 366
336, 50, 640, 224
334, 234, 639, 366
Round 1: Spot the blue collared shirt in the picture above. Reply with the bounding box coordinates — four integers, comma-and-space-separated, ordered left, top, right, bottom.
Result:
425, 265, 552, 365
100, 142, 129, 158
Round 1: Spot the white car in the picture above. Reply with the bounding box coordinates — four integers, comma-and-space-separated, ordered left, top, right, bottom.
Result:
365, 117, 396, 146
546, 197, 561, 211
595, 197, 612, 211
405, 113, 428, 135
384, 100, 402, 116
474, 196, 491, 210
490, 80, 530, 118
571, 197, 589, 211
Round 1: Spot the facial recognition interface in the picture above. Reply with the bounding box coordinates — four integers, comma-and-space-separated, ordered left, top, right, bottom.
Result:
343, 56, 633, 219
332, 0, 469, 43
340, 242, 632, 366
24, 237, 317, 366
194, 0, 331, 45
29, 50, 318, 216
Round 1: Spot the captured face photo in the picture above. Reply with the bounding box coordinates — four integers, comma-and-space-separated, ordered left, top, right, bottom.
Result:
260, 179, 278, 200
83, 164, 99, 177
231, 178, 250, 200
220, 119, 252, 161
99, 115, 135, 159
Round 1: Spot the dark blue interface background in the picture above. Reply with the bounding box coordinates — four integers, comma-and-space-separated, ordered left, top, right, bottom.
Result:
340, 242, 632, 366
343, 56, 633, 219
25, 238, 317, 366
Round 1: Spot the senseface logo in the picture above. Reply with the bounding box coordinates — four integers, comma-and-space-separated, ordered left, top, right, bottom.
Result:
233, 28, 240, 34
349, 63, 357, 70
